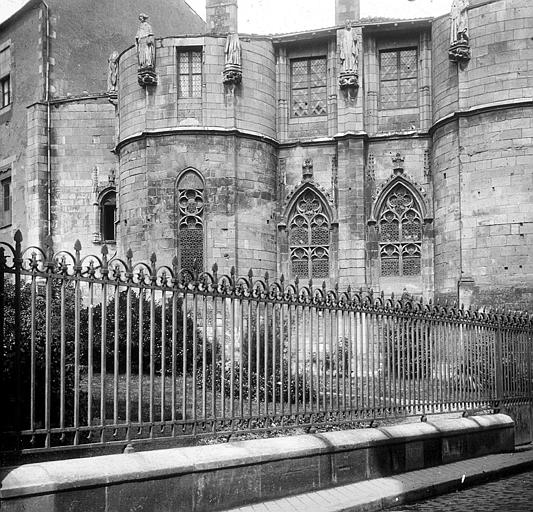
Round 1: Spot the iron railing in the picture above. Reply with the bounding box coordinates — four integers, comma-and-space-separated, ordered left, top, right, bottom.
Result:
1, 232, 532, 458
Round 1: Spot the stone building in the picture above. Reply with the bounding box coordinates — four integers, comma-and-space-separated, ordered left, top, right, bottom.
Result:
1, 0, 532, 310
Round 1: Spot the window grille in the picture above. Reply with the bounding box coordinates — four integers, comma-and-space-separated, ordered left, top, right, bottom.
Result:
289, 189, 330, 279
100, 190, 116, 242
379, 48, 417, 109
378, 184, 422, 276
0, 46, 11, 108
177, 171, 204, 273
177, 49, 202, 98
291, 57, 327, 117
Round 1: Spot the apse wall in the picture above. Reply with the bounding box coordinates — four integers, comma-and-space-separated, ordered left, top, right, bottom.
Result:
431, 0, 533, 310
116, 36, 278, 276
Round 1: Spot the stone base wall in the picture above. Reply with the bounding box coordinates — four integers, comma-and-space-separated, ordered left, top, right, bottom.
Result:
0, 415, 515, 512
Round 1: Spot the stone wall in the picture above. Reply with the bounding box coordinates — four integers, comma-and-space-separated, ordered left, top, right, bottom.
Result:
0, 3, 43, 247
48, 98, 117, 251
431, 0, 533, 309
118, 36, 276, 142
118, 133, 278, 276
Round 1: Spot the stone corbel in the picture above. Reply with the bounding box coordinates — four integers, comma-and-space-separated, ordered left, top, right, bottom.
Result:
448, 39, 471, 64
223, 64, 242, 86
339, 71, 358, 93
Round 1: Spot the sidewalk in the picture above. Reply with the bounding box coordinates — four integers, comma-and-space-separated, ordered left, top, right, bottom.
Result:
223, 446, 533, 512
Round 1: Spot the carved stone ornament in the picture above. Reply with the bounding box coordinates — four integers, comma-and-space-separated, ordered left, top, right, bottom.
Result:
136, 13, 157, 86
302, 158, 313, 181
223, 33, 242, 86
392, 153, 405, 175
339, 71, 359, 90
448, 0, 471, 64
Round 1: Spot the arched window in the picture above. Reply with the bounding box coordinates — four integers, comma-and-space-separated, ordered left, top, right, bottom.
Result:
177, 170, 204, 273
100, 190, 116, 242
288, 189, 330, 279
378, 183, 422, 276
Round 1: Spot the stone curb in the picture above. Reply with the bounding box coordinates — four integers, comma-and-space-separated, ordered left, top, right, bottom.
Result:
223, 447, 533, 512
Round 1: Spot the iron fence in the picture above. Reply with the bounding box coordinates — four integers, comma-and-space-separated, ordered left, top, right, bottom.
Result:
1, 232, 532, 458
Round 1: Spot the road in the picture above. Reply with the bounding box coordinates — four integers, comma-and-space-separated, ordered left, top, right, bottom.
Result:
389, 469, 533, 511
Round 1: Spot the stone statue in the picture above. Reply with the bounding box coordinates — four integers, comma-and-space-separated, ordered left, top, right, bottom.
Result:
339, 20, 359, 74
450, 0, 469, 44
223, 32, 242, 86
224, 33, 241, 66
107, 51, 119, 94
136, 13, 155, 70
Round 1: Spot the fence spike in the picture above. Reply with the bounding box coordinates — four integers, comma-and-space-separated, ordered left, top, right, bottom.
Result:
248, 268, 253, 279
74, 239, 82, 252
14, 229, 23, 244
212, 262, 218, 273
126, 248, 133, 260
264, 271, 269, 281
295, 275, 299, 286
172, 255, 179, 268
280, 274, 285, 284
309, 278, 313, 289
230, 266, 236, 276
150, 252, 157, 264
101, 244, 109, 256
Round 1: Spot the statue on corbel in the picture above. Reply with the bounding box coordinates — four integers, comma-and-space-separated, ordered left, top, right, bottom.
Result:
339, 20, 359, 94
136, 13, 157, 86
448, 0, 471, 64
107, 50, 119, 104
223, 33, 242, 87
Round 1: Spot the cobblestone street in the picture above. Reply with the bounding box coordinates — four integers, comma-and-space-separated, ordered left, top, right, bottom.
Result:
390, 470, 533, 512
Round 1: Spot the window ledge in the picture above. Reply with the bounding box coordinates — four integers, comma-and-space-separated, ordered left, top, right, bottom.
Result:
0, 103, 12, 116
0, 222, 12, 229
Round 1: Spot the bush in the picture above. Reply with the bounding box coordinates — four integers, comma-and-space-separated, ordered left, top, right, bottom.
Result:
1, 280, 79, 433
85, 290, 208, 376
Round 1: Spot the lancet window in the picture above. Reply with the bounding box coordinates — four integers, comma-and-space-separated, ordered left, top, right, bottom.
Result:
177, 170, 204, 273
99, 190, 116, 242
288, 189, 330, 279
378, 184, 422, 276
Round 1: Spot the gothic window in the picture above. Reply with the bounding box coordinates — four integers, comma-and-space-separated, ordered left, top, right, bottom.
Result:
177, 171, 204, 273
289, 189, 330, 279
100, 190, 116, 242
0, 45, 11, 108
291, 57, 327, 118
177, 49, 202, 98
378, 184, 422, 277
379, 48, 417, 109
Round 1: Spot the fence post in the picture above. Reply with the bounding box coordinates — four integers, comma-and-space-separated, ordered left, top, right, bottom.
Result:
13, 230, 23, 448
494, 320, 504, 412
0, 246, 4, 438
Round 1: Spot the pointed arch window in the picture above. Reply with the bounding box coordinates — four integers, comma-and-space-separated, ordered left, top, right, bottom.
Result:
378, 183, 422, 276
100, 190, 116, 242
288, 189, 330, 279
177, 170, 204, 273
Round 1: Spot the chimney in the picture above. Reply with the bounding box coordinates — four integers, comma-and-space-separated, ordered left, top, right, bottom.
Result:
335, 0, 361, 25
206, 0, 238, 34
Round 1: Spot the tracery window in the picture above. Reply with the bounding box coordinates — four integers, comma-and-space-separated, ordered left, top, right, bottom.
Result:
177, 171, 204, 273
100, 190, 116, 242
288, 189, 330, 279
378, 184, 422, 276
379, 48, 417, 109
290, 57, 327, 118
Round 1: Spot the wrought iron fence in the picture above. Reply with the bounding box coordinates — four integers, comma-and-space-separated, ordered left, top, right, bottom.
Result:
1, 231, 532, 458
